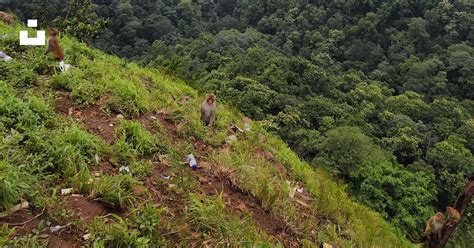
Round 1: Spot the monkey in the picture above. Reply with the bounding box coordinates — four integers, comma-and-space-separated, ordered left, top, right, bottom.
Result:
446, 207, 460, 223
0, 11, 13, 24
423, 212, 445, 239
44, 28, 64, 62
200, 93, 216, 126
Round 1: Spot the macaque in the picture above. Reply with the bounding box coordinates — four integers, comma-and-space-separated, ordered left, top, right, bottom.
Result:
44, 28, 64, 62
0, 11, 13, 24
423, 212, 445, 238
446, 207, 460, 223
200, 93, 216, 126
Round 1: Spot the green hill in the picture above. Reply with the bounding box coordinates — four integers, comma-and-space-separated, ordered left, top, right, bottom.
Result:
0, 22, 413, 247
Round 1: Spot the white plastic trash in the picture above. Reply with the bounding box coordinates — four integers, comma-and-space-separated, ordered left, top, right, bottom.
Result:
59, 60, 71, 72
188, 154, 198, 170
0, 51, 12, 62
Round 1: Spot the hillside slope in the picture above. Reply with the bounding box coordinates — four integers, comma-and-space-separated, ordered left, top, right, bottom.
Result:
0, 23, 413, 247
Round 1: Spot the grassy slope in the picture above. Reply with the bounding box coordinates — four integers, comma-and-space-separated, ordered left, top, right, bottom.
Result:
0, 23, 414, 247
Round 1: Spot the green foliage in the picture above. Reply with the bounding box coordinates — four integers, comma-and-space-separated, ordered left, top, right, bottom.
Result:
186, 194, 276, 246
0, 160, 32, 211
89, 215, 151, 247
317, 126, 386, 176
61, 0, 107, 42
93, 175, 136, 209
350, 161, 436, 237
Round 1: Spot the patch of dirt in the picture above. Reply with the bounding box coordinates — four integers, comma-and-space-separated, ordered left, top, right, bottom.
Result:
198, 172, 296, 244
0, 209, 41, 236
47, 232, 79, 248
54, 93, 119, 143
62, 195, 107, 223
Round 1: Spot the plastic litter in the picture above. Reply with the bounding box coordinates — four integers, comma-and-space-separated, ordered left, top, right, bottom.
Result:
150, 116, 157, 120
0, 51, 12, 62
59, 61, 71, 72
61, 188, 74, 195
161, 174, 170, 180
0, 34, 8, 39
116, 114, 124, 119
50, 225, 63, 232
119, 166, 130, 173
188, 154, 198, 170
83, 234, 91, 240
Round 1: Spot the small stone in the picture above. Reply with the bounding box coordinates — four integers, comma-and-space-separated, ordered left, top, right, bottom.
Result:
109, 123, 114, 127
116, 114, 124, 119
83, 234, 91, 240
150, 116, 157, 120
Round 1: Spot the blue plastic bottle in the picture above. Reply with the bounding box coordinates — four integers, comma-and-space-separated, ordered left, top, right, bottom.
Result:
188, 154, 198, 170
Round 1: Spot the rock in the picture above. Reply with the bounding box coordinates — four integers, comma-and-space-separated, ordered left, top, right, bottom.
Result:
83, 234, 91, 240
116, 114, 124, 119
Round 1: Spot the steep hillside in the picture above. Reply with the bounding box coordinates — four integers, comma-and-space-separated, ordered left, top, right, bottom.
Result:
0, 23, 412, 247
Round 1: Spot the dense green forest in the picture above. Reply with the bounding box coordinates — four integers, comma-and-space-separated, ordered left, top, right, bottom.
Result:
2, 0, 474, 246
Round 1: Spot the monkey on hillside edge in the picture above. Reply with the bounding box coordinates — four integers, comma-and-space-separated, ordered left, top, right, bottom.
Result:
201, 93, 216, 126
423, 212, 445, 239
44, 28, 64, 62
0, 11, 13, 24
446, 207, 460, 223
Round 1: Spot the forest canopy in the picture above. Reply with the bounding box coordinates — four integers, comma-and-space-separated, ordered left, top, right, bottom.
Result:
3, 0, 473, 246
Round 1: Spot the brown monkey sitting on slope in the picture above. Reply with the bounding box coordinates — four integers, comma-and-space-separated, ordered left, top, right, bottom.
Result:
201, 93, 217, 126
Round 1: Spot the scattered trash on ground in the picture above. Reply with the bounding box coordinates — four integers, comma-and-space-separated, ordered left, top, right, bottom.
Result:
0, 51, 12, 62
188, 154, 198, 170
83, 234, 91, 240
116, 114, 124, 119
119, 166, 130, 173
0, 34, 8, 39
109, 123, 114, 127
228, 123, 244, 133
161, 174, 170, 180
50, 225, 63, 232
59, 61, 71, 72
61, 188, 74, 195
150, 115, 157, 120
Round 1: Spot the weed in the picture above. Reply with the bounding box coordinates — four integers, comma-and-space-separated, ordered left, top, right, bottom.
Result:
89, 215, 151, 247
0, 160, 32, 211
186, 194, 276, 246
93, 174, 136, 209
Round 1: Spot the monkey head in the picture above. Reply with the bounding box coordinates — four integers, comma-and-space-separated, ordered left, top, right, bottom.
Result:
206, 93, 216, 104
434, 212, 444, 222
48, 28, 59, 36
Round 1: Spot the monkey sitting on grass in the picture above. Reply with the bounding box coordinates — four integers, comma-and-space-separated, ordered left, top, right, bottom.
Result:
201, 93, 216, 126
